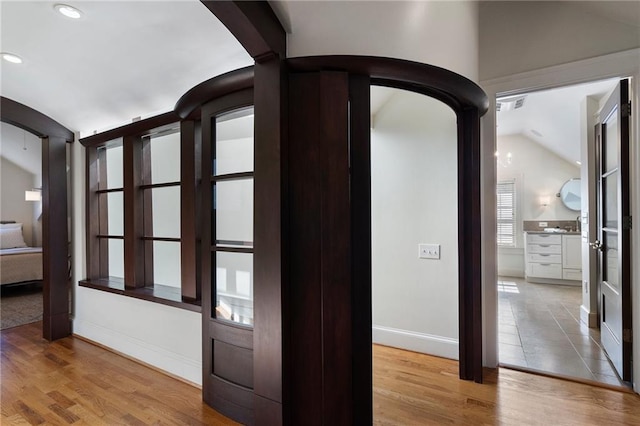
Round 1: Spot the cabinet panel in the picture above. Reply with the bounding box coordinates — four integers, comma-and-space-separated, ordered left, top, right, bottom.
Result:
527, 244, 562, 255
563, 269, 582, 281
527, 233, 562, 245
530, 263, 562, 279
527, 253, 561, 264
562, 235, 582, 270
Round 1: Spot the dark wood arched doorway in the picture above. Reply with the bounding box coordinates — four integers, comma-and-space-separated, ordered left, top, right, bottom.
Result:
1, 96, 73, 341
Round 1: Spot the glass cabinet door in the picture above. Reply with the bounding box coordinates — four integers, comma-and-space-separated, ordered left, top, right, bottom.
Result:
212, 107, 254, 326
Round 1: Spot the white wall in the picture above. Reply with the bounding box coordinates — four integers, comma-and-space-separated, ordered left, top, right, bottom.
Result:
273, 0, 479, 81
371, 88, 459, 359
479, 1, 640, 80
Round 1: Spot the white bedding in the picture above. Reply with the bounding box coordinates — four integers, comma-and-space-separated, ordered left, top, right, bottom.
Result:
0, 247, 43, 285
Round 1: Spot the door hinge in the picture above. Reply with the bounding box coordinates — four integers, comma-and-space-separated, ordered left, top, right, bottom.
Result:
623, 329, 633, 343
621, 101, 631, 118
623, 216, 632, 230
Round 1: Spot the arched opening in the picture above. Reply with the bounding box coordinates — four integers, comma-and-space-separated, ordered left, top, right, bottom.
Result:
1, 97, 73, 341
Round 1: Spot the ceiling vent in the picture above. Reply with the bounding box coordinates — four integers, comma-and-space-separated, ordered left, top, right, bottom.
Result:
497, 95, 526, 112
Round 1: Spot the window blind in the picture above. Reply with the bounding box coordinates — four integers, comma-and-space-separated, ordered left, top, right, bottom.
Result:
497, 180, 516, 247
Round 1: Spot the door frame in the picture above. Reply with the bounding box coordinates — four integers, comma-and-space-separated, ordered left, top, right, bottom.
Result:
480, 49, 640, 391
1, 96, 74, 340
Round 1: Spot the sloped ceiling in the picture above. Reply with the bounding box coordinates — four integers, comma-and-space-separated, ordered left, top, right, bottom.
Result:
497, 78, 619, 164
0, 1, 253, 137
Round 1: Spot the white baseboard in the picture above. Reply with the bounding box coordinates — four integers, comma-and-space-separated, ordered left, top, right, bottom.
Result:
580, 304, 598, 328
372, 325, 458, 360
73, 319, 202, 386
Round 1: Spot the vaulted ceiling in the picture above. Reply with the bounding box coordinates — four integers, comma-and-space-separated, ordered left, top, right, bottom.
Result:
0, 1, 252, 137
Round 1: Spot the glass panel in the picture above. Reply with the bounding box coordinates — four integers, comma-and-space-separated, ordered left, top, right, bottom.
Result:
148, 129, 180, 184
107, 238, 124, 279
97, 140, 123, 189
150, 186, 180, 238
214, 107, 254, 175
604, 232, 618, 289
215, 251, 253, 326
604, 173, 618, 229
99, 192, 124, 236
215, 179, 253, 245
153, 241, 181, 288
604, 109, 618, 173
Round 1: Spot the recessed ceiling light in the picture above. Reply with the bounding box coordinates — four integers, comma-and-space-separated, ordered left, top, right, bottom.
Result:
1, 53, 23, 64
54, 4, 83, 19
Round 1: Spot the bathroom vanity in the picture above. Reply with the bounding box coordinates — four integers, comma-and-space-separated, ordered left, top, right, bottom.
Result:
524, 231, 582, 285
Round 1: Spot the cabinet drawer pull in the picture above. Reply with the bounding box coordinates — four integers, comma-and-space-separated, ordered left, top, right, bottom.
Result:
539, 254, 550, 256
540, 263, 551, 266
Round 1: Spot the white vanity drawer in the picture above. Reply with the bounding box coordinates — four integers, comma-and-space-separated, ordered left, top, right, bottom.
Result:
527, 253, 561, 264
527, 233, 562, 245
527, 244, 562, 255
563, 269, 582, 281
529, 263, 562, 279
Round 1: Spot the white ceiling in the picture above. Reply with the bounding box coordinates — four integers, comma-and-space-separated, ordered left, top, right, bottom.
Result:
0, 1, 253, 137
497, 78, 619, 164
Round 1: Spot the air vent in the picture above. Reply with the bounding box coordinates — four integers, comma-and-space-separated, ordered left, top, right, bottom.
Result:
496, 95, 526, 112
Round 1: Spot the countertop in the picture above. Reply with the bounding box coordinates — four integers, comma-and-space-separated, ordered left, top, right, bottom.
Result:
525, 231, 581, 235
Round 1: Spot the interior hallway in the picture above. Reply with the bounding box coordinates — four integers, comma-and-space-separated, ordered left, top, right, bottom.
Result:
2, 322, 640, 425
498, 277, 625, 387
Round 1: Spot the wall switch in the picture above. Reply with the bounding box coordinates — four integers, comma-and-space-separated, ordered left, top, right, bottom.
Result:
419, 244, 440, 260
538, 221, 548, 227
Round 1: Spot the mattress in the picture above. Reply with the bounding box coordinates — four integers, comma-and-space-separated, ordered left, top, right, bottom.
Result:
0, 247, 43, 285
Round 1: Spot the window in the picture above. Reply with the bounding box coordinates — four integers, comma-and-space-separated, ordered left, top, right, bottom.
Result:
497, 179, 516, 247
81, 116, 200, 311
212, 106, 254, 326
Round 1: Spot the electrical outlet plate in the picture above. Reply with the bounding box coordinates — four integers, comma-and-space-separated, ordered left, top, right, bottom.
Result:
419, 244, 440, 259
538, 221, 548, 227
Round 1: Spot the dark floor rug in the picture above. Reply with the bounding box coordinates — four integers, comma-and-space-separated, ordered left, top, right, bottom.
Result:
1, 283, 43, 330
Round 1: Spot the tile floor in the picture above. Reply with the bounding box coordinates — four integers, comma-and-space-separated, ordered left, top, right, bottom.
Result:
498, 277, 626, 387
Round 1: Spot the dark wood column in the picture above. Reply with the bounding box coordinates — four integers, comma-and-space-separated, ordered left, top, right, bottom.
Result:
253, 56, 287, 425
123, 135, 145, 288
42, 136, 71, 340
457, 107, 483, 383
287, 71, 353, 425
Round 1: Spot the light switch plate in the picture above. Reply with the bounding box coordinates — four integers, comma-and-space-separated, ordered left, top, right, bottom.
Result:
419, 244, 440, 260
538, 221, 548, 227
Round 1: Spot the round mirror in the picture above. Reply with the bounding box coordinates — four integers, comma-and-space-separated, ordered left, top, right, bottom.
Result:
559, 178, 581, 211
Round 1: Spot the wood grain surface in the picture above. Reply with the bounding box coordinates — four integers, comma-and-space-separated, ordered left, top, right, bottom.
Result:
2, 322, 639, 425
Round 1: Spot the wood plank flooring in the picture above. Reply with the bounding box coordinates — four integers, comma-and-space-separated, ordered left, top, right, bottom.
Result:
1, 322, 238, 425
373, 344, 640, 425
2, 322, 640, 425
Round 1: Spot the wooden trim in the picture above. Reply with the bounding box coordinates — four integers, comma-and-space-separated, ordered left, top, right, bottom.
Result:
141, 136, 154, 287
214, 246, 254, 254
213, 172, 254, 182
96, 235, 124, 240
175, 67, 254, 120
79, 279, 201, 313
348, 73, 372, 423
141, 237, 181, 242
1, 96, 74, 141
1, 98, 73, 342
95, 187, 124, 194
139, 181, 180, 190
123, 135, 145, 289
79, 111, 179, 147
286, 56, 488, 114
86, 148, 101, 280
199, 1, 285, 60
181, 120, 201, 302
42, 136, 71, 340
457, 108, 483, 383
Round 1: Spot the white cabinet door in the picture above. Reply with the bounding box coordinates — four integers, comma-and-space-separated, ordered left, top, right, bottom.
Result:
562, 235, 582, 270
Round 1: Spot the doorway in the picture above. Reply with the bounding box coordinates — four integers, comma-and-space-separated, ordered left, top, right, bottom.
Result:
495, 78, 630, 387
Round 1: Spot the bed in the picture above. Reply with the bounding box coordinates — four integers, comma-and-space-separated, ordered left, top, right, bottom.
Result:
0, 222, 43, 286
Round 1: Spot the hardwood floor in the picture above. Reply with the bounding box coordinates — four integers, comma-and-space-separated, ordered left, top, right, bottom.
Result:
2, 322, 639, 425
1, 322, 238, 425
373, 344, 640, 425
